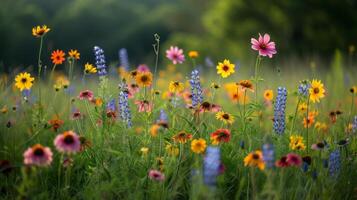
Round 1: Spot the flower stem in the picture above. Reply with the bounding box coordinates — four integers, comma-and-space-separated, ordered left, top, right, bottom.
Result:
289, 97, 301, 135
254, 55, 261, 103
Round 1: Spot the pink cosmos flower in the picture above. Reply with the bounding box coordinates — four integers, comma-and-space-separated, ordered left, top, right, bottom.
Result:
135, 100, 153, 112
78, 90, 94, 101
286, 153, 302, 166
148, 169, 165, 181
251, 33, 277, 58
137, 64, 150, 72
23, 144, 53, 167
54, 131, 81, 154
166, 46, 185, 64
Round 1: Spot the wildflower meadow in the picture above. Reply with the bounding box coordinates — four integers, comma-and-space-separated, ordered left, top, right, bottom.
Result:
1, 23, 357, 200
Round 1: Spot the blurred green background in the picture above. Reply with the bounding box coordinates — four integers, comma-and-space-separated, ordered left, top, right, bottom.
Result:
1, 0, 357, 72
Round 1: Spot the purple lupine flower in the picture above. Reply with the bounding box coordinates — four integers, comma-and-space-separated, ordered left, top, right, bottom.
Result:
119, 48, 130, 71
205, 57, 214, 68
158, 109, 168, 123
273, 87, 287, 135
262, 143, 275, 169
118, 81, 132, 127
203, 146, 221, 186
298, 80, 310, 96
189, 69, 203, 107
107, 99, 116, 112
328, 150, 341, 177
94, 46, 107, 76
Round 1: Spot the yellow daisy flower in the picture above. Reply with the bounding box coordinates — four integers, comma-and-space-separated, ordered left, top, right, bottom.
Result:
217, 59, 235, 78
244, 150, 265, 170
84, 63, 97, 74
14, 72, 35, 91
263, 89, 273, 101
289, 135, 306, 150
191, 138, 207, 154
32, 25, 50, 37
136, 72, 153, 87
309, 80, 325, 103
216, 111, 235, 124
68, 49, 80, 60
169, 81, 184, 93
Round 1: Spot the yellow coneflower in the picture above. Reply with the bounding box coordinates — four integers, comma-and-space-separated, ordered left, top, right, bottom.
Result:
169, 81, 184, 93
84, 63, 97, 74
350, 86, 357, 94
188, 51, 199, 59
190, 138, 207, 154
263, 89, 273, 101
217, 59, 235, 78
165, 144, 179, 156
32, 25, 50, 37
211, 82, 220, 89
140, 147, 149, 156
136, 72, 153, 87
14, 72, 35, 91
216, 111, 235, 124
1, 106, 8, 114
55, 76, 70, 89
244, 150, 265, 170
150, 124, 161, 137
298, 102, 308, 114
68, 49, 80, 60
289, 135, 306, 150
314, 121, 328, 133
54, 84, 61, 92
309, 80, 325, 103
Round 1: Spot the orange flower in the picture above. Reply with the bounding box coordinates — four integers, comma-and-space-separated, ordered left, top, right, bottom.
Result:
303, 112, 316, 128
51, 50, 66, 65
172, 131, 192, 144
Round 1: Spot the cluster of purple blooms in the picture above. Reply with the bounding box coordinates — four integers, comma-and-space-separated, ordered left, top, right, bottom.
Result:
189, 69, 203, 107
107, 99, 116, 112
119, 48, 130, 71
203, 146, 221, 186
328, 150, 341, 177
273, 87, 287, 135
158, 109, 168, 123
298, 81, 310, 96
262, 143, 275, 169
94, 46, 108, 76
118, 81, 132, 127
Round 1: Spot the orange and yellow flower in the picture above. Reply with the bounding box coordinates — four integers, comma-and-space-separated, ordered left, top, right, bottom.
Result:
51, 50, 66, 65
32, 25, 50, 37
191, 138, 207, 154
68, 49, 80, 60
14, 72, 34, 91
244, 150, 265, 170
309, 80, 325, 103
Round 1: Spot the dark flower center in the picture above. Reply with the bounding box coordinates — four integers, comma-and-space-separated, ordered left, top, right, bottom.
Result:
34, 148, 44, 156
141, 75, 148, 82
21, 78, 27, 83
201, 102, 211, 109
64, 135, 75, 144
317, 142, 325, 148
252, 153, 260, 160
259, 44, 267, 50
222, 65, 229, 71
313, 88, 320, 94
222, 114, 230, 119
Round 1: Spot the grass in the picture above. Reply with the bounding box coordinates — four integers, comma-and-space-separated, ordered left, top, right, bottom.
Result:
0, 44, 357, 200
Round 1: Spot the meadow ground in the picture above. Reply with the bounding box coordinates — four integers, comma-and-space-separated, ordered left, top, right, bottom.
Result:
1, 28, 357, 200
